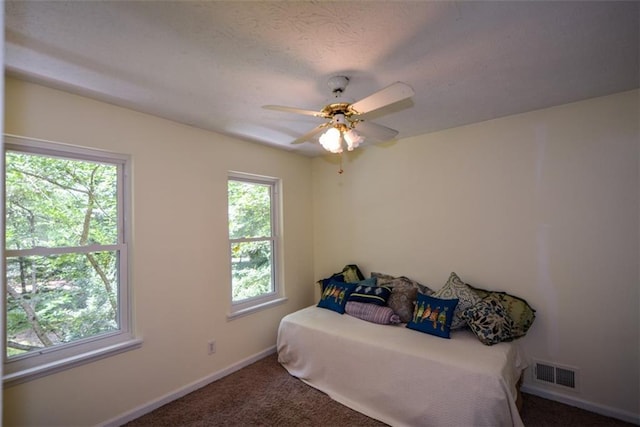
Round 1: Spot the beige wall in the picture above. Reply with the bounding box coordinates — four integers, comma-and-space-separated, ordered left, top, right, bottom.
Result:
3, 77, 639, 424
312, 90, 639, 418
3, 77, 315, 426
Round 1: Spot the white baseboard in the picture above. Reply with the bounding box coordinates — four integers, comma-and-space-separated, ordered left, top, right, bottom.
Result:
99, 345, 277, 427
521, 383, 640, 425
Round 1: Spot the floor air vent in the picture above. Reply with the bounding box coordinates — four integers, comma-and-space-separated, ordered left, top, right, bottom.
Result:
534, 361, 579, 391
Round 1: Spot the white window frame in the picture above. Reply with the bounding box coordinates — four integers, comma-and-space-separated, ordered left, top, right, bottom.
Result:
3, 134, 141, 386
227, 172, 286, 320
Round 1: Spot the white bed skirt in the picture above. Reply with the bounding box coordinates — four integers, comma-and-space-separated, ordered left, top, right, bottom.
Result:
277, 305, 527, 427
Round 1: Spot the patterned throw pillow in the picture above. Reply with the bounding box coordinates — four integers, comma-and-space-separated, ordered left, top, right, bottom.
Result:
322, 276, 375, 293
463, 294, 515, 345
406, 293, 458, 339
491, 292, 536, 338
317, 281, 356, 314
371, 272, 433, 323
468, 284, 536, 338
432, 272, 482, 330
348, 283, 391, 306
385, 282, 417, 323
317, 264, 365, 289
345, 301, 401, 325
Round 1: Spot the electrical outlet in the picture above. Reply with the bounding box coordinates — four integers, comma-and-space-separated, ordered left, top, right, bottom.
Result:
207, 340, 216, 355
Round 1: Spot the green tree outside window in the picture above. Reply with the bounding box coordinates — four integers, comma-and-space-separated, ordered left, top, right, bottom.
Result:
228, 179, 275, 302
5, 151, 120, 358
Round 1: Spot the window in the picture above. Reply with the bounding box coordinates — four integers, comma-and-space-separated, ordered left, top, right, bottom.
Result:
3, 135, 140, 385
227, 172, 284, 318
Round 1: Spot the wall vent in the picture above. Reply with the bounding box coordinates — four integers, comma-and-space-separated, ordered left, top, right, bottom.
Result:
535, 362, 555, 384
533, 360, 579, 391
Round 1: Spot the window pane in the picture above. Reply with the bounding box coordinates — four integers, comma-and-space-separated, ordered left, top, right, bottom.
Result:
228, 180, 271, 239
230, 240, 273, 301
5, 151, 118, 249
6, 251, 119, 359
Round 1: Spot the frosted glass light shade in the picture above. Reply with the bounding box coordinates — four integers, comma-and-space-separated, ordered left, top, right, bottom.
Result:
319, 127, 343, 153
343, 129, 364, 151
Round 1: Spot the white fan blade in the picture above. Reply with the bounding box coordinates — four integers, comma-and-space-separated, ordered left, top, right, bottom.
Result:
263, 105, 324, 117
355, 121, 399, 142
292, 122, 330, 144
350, 82, 415, 115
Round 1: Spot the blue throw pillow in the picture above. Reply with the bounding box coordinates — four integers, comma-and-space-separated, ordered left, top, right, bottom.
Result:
349, 280, 392, 306
317, 281, 357, 314
407, 293, 459, 339
319, 274, 345, 293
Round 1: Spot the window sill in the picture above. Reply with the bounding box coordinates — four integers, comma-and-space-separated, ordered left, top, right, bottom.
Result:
3, 338, 143, 387
227, 297, 288, 321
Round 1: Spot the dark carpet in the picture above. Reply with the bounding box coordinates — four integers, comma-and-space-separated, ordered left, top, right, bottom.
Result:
124, 353, 635, 427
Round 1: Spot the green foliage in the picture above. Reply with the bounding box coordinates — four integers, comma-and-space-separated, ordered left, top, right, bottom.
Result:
231, 241, 272, 300
228, 180, 273, 301
5, 151, 118, 249
228, 180, 271, 239
5, 151, 120, 358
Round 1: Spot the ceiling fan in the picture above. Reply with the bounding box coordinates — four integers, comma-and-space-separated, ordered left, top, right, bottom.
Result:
263, 76, 414, 154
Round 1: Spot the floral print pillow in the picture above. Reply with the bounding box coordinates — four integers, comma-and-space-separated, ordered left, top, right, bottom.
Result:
463, 294, 514, 345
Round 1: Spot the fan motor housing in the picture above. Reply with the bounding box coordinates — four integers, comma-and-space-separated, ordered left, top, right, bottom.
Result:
320, 102, 355, 118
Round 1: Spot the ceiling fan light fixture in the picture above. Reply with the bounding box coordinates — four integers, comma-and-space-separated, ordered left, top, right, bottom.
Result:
264, 77, 414, 157
319, 127, 343, 153
343, 128, 364, 151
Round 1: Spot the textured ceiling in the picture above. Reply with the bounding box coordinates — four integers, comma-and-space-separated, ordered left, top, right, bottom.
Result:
5, 1, 639, 156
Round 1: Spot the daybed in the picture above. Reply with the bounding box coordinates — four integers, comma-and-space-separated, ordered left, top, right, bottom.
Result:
277, 269, 533, 427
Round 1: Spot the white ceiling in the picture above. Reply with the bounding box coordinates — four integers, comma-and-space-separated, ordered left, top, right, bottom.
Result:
5, 1, 639, 156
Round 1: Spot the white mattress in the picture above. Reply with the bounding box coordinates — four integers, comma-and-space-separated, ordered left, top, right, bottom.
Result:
277, 305, 527, 427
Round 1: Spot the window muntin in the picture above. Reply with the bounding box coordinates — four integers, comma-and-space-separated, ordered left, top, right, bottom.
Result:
4, 136, 135, 383
228, 173, 281, 313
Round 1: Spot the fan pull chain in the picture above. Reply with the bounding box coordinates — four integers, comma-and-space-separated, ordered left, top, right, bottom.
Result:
338, 152, 344, 174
